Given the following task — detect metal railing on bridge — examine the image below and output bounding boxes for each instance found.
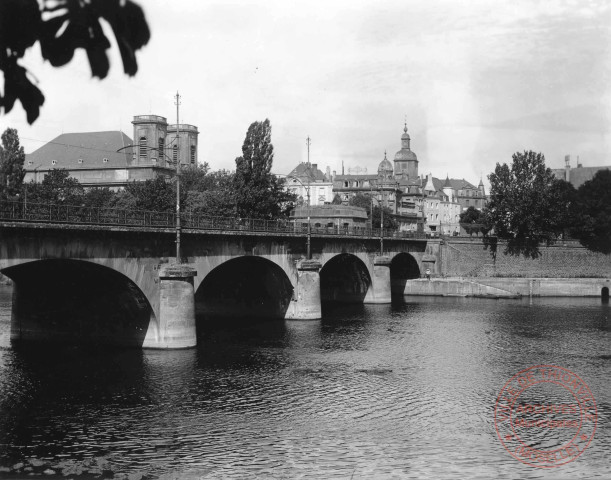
[0,201,426,240]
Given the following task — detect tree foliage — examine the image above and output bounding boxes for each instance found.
[233,119,296,218]
[459,206,488,236]
[0,0,150,124]
[483,150,568,257]
[348,193,397,229]
[25,169,84,205]
[125,176,175,212]
[570,169,611,254]
[0,127,26,198]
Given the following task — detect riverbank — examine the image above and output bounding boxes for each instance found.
[401,277,611,298]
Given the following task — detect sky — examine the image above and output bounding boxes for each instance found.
[2,0,611,188]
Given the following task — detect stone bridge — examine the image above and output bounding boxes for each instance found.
[0,221,440,349]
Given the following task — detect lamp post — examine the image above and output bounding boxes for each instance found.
[116,142,180,259]
[280,173,311,260]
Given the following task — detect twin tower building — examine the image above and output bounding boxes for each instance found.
[25,115,199,188]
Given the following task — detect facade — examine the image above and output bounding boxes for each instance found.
[332,124,482,235]
[551,155,610,189]
[289,205,368,230]
[285,162,334,205]
[24,115,199,189]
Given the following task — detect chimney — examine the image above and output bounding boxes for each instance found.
[577,155,582,168]
[312,163,317,172]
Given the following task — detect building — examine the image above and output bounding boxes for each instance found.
[551,155,610,189]
[24,115,199,189]
[289,205,368,230]
[334,124,485,235]
[285,162,334,205]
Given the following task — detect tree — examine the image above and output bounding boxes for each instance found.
[459,206,487,236]
[483,150,564,257]
[184,169,236,217]
[348,193,397,229]
[125,176,174,212]
[233,119,296,218]
[0,0,150,124]
[82,187,116,209]
[570,170,611,254]
[25,169,84,205]
[0,127,26,198]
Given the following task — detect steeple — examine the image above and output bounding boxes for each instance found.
[401,122,411,150]
[394,121,418,178]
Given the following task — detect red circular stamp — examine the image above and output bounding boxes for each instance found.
[494,365,597,468]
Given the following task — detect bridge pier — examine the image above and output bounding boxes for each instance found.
[144,265,197,349]
[364,256,392,304]
[286,260,322,320]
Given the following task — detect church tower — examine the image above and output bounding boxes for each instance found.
[393,123,418,179]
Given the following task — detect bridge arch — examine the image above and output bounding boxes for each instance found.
[390,252,421,296]
[320,253,372,304]
[195,256,294,323]
[2,259,155,347]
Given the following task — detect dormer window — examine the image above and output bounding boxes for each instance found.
[103,158,108,163]
[78,159,83,164]
[51,160,57,165]
[28,161,33,166]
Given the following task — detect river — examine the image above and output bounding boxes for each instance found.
[0,285,609,479]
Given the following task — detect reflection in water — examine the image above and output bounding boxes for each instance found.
[0,286,610,478]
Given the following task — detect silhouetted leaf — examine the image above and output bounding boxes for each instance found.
[96,0,150,76]
[0,0,40,56]
[1,59,45,124]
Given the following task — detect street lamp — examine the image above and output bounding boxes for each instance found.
[370,185,384,255]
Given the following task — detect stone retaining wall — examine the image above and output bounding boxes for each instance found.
[440,239,611,278]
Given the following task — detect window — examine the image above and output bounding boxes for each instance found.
[173,145,178,164]
[51,160,57,165]
[78,158,83,164]
[190,145,196,165]
[103,158,108,163]
[344,181,348,187]
[139,136,147,159]
[158,137,165,161]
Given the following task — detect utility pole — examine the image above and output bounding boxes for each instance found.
[175,91,181,264]
[306,136,311,166]
[305,136,312,259]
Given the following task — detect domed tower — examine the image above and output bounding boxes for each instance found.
[377,151,394,181]
[393,123,418,179]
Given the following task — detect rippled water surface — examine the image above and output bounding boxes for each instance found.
[0,285,610,479]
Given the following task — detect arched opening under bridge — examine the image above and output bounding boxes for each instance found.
[2,260,152,347]
[602,286,609,303]
[390,253,421,296]
[195,257,293,326]
[320,254,372,304]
